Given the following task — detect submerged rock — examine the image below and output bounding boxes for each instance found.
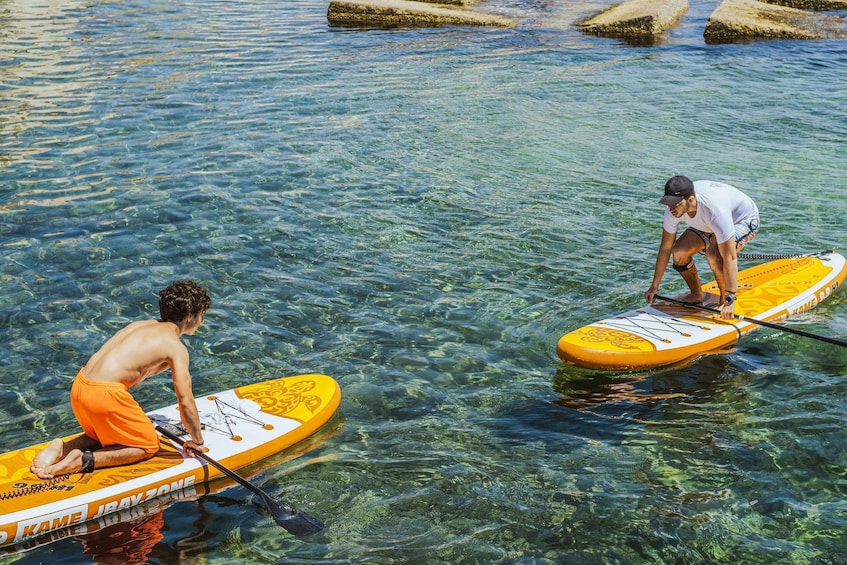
[762,0,847,9]
[705,0,847,40]
[327,0,517,27]
[412,0,482,5]
[579,0,689,36]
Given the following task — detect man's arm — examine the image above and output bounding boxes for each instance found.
[169,343,205,449]
[717,238,739,320]
[645,229,677,304]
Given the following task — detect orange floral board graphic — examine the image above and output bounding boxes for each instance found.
[557,252,847,370]
[0,374,341,551]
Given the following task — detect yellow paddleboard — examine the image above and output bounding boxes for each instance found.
[0,374,341,550]
[557,252,847,370]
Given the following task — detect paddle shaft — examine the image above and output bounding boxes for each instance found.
[157,425,265,493]
[655,294,847,348]
[156,425,324,535]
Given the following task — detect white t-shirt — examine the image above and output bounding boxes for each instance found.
[662,180,759,244]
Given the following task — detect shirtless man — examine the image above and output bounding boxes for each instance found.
[30,279,211,479]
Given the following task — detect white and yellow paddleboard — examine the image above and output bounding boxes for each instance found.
[557,252,847,371]
[0,374,341,550]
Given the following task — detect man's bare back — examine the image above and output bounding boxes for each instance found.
[83,320,190,389]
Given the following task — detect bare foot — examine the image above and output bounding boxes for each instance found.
[31,441,85,479]
[30,438,64,478]
[677,291,706,304]
[701,292,721,307]
[41,449,85,478]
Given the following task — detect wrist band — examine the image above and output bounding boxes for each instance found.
[81,450,95,474]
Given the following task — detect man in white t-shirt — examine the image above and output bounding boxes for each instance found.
[644,175,760,320]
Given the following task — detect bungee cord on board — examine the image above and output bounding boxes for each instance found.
[0,473,75,501]
[738,249,834,261]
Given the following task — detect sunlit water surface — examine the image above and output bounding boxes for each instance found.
[2,0,847,562]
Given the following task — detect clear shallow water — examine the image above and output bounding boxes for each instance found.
[2,0,847,562]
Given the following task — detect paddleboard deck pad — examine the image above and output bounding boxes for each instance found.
[0,373,341,550]
[557,252,847,370]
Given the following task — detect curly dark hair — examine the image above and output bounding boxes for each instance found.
[158,279,211,324]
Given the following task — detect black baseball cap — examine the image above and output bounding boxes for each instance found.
[659,175,695,206]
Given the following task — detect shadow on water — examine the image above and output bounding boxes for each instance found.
[473,352,756,455]
[550,352,747,419]
[72,493,269,565]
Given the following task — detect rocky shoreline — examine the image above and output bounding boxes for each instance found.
[326,0,847,41]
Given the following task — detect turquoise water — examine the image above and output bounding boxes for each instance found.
[3,0,847,562]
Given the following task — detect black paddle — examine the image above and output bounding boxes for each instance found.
[156,425,325,537]
[655,294,847,348]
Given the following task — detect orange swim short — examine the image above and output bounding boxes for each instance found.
[70,369,160,455]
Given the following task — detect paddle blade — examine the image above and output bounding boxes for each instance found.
[257,490,325,537]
